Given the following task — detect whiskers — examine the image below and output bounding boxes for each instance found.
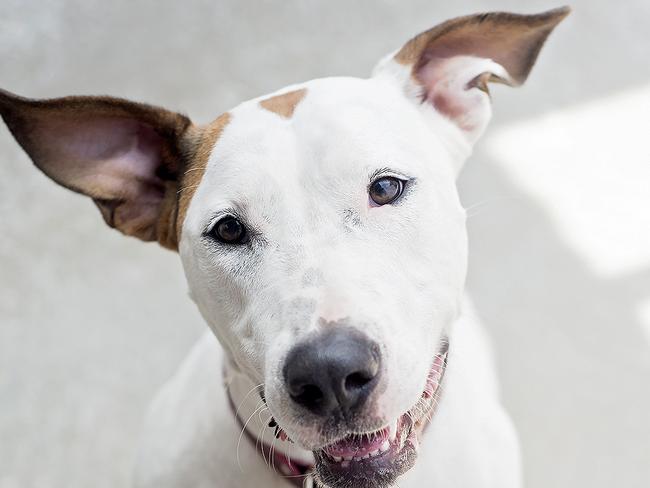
[406,347,449,434]
[237,399,268,472]
[408,378,447,432]
[235,383,266,472]
[258,412,315,485]
[233,384,312,484]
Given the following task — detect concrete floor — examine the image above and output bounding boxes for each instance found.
[1,1,648,487]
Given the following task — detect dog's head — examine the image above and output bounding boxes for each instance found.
[0,8,568,488]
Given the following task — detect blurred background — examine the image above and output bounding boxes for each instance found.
[0,1,648,487]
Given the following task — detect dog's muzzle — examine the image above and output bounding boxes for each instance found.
[278,330,449,488]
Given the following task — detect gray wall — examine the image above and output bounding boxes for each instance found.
[1,1,649,487]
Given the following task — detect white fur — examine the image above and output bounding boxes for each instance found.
[135,60,521,487]
[135,301,521,488]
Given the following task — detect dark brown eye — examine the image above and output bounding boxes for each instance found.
[211,216,248,244]
[369,176,404,206]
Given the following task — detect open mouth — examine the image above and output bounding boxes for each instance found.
[313,341,449,487]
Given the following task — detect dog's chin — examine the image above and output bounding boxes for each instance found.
[311,344,448,488]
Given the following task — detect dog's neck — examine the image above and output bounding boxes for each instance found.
[224,362,316,468]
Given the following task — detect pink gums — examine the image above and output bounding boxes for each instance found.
[324,427,390,458]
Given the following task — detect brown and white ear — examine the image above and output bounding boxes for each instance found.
[374,7,570,143]
[0,90,194,249]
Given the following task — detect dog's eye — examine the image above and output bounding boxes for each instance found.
[369,176,404,206]
[210,216,248,244]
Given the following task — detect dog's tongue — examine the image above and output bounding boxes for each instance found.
[324,427,391,459]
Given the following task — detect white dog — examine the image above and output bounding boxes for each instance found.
[0,7,569,487]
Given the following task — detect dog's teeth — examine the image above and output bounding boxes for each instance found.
[343,455,353,461]
[333,455,343,462]
[389,420,398,441]
[369,448,381,457]
[379,440,391,453]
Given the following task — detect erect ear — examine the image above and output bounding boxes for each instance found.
[373,7,570,143]
[0,90,197,250]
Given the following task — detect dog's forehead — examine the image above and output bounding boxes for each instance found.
[181,77,439,237]
[221,80,424,173]
[223,77,419,159]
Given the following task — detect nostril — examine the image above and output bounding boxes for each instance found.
[344,371,374,391]
[291,383,324,408]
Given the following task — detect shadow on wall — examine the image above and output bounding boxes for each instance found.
[459,153,650,488]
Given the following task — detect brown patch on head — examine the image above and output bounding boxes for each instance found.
[394,7,570,85]
[175,112,231,239]
[259,88,307,119]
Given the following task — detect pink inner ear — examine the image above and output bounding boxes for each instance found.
[37,115,166,203]
[417,55,508,136]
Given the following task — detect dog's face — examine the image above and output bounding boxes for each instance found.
[182,76,468,480]
[0,8,568,488]
[183,75,467,405]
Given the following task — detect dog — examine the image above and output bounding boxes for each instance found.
[0,7,569,488]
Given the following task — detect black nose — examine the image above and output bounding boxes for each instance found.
[283,328,381,417]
